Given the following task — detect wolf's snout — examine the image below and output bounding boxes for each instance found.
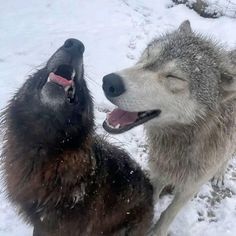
[102,73,125,97]
[46,38,84,73]
[63,38,85,56]
[42,38,86,107]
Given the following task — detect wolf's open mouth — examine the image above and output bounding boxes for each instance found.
[48,64,76,103]
[103,108,161,134]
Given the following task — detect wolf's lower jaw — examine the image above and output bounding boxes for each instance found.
[46,64,77,103]
[103,109,161,134]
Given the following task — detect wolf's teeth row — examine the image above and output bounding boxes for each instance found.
[139,112,146,118]
[105,113,121,129]
[65,82,75,91]
[105,120,121,129]
[138,111,155,118]
[106,111,157,130]
[66,85,76,102]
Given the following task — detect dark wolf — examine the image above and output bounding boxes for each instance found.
[1,39,153,236]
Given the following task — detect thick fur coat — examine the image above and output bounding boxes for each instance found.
[102,21,236,236]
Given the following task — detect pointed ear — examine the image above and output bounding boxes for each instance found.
[220,51,236,100]
[178,20,192,34]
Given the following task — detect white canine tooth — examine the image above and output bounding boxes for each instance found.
[139,113,146,118]
[115,124,120,129]
[72,69,76,79]
[105,120,115,128]
[72,82,76,96]
[65,86,71,92]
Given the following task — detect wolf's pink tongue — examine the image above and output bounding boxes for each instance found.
[107,108,138,127]
[49,72,73,88]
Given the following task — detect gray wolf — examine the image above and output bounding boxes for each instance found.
[1,39,153,236]
[102,21,236,236]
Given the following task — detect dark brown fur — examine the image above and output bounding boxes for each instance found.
[1,40,153,236]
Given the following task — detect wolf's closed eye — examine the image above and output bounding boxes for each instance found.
[166,74,186,82]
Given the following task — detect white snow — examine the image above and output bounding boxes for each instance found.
[205,0,236,18]
[0,0,236,235]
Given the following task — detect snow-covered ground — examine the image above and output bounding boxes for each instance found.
[0,0,236,235]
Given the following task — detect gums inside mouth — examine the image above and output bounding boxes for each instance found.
[48,64,76,103]
[103,108,161,134]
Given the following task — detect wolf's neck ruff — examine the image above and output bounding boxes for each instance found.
[146,102,235,184]
[3,131,96,190]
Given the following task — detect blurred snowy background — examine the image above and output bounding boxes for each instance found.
[173,0,236,18]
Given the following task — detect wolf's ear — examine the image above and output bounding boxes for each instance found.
[178,20,192,34]
[220,51,236,100]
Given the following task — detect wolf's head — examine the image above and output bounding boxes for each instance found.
[103,21,236,134]
[4,39,94,152]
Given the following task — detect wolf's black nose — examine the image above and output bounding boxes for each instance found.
[63,38,85,55]
[103,73,126,97]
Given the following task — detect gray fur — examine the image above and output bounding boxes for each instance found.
[106,20,236,236]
